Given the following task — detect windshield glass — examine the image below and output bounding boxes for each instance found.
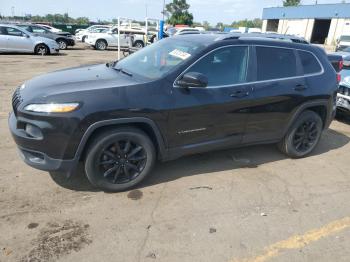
[340,35,350,41]
[114,38,206,80]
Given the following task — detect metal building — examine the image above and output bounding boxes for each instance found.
[262,3,350,45]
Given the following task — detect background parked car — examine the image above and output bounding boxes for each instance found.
[338,54,350,114]
[85,27,146,50]
[0,24,59,55]
[336,35,350,51]
[16,24,75,50]
[35,24,62,33]
[75,25,111,42]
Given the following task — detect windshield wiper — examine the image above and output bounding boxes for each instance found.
[114,67,133,77]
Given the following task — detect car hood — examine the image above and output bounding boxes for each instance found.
[31,34,57,45]
[20,64,141,102]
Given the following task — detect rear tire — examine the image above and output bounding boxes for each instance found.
[278,110,323,158]
[34,44,49,55]
[84,127,156,192]
[95,39,107,50]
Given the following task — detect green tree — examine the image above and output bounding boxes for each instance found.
[283,0,301,7]
[202,21,210,30]
[216,22,224,30]
[166,0,193,26]
[75,17,90,25]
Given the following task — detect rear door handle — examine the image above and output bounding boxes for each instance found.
[230,90,249,98]
[295,84,308,91]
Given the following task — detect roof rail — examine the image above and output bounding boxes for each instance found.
[217,33,309,44]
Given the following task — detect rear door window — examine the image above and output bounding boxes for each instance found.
[298,50,322,75]
[256,46,297,81]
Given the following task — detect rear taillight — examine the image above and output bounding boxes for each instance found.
[339,60,344,71]
[337,73,341,83]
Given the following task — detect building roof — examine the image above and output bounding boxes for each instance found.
[263,3,350,20]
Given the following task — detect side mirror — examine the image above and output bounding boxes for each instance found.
[177,72,208,88]
[25,34,30,38]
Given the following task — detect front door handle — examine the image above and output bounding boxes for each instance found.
[295,84,308,91]
[230,90,249,98]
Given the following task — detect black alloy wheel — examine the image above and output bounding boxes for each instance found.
[85,128,156,192]
[278,110,323,158]
[292,120,319,153]
[98,140,147,184]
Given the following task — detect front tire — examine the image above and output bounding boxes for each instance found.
[34,44,49,55]
[133,40,144,48]
[95,39,107,50]
[278,110,323,158]
[57,39,68,50]
[84,128,156,192]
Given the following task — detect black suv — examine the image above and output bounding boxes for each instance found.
[9,33,340,191]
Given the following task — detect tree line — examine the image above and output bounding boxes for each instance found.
[0,0,300,28]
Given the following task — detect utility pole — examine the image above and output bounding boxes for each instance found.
[162,0,166,20]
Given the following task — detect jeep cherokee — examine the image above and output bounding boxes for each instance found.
[9,33,340,191]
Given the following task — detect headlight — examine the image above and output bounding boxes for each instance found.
[24,103,80,113]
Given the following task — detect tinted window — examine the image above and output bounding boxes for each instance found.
[17,25,31,32]
[6,27,24,37]
[340,35,350,41]
[0,26,6,35]
[298,50,322,74]
[32,26,47,33]
[257,46,297,81]
[188,46,249,87]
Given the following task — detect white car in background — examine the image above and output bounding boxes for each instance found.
[35,24,62,33]
[85,27,110,39]
[85,27,146,50]
[75,25,111,42]
[174,27,200,35]
[0,24,59,55]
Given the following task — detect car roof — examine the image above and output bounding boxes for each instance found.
[174,32,310,47]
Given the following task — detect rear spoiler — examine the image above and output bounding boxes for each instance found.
[327,54,343,72]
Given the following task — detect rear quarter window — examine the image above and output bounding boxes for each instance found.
[298,50,322,75]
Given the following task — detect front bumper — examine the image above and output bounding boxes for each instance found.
[67,38,75,46]
[50,47,60,54]
[9,111,78,173]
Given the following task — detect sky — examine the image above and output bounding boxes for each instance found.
[0,0,346,25]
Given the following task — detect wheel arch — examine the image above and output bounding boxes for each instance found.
[284,100,330,136]
[96,38,108,45]
[133,40,144,47]
[76,118,167,162]
[34,43,50,54]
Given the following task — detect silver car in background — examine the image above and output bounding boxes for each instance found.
[0,24,59,55]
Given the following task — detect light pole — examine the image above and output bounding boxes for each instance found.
[162,0,166,20]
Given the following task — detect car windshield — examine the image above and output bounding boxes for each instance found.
[342,47,350,52]
[114,38,206,80]
[340,35,350,41]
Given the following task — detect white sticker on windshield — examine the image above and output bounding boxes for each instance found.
[169,49,191,60]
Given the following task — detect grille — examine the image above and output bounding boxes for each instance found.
[339,85,350,96]
[12,88,22,115]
